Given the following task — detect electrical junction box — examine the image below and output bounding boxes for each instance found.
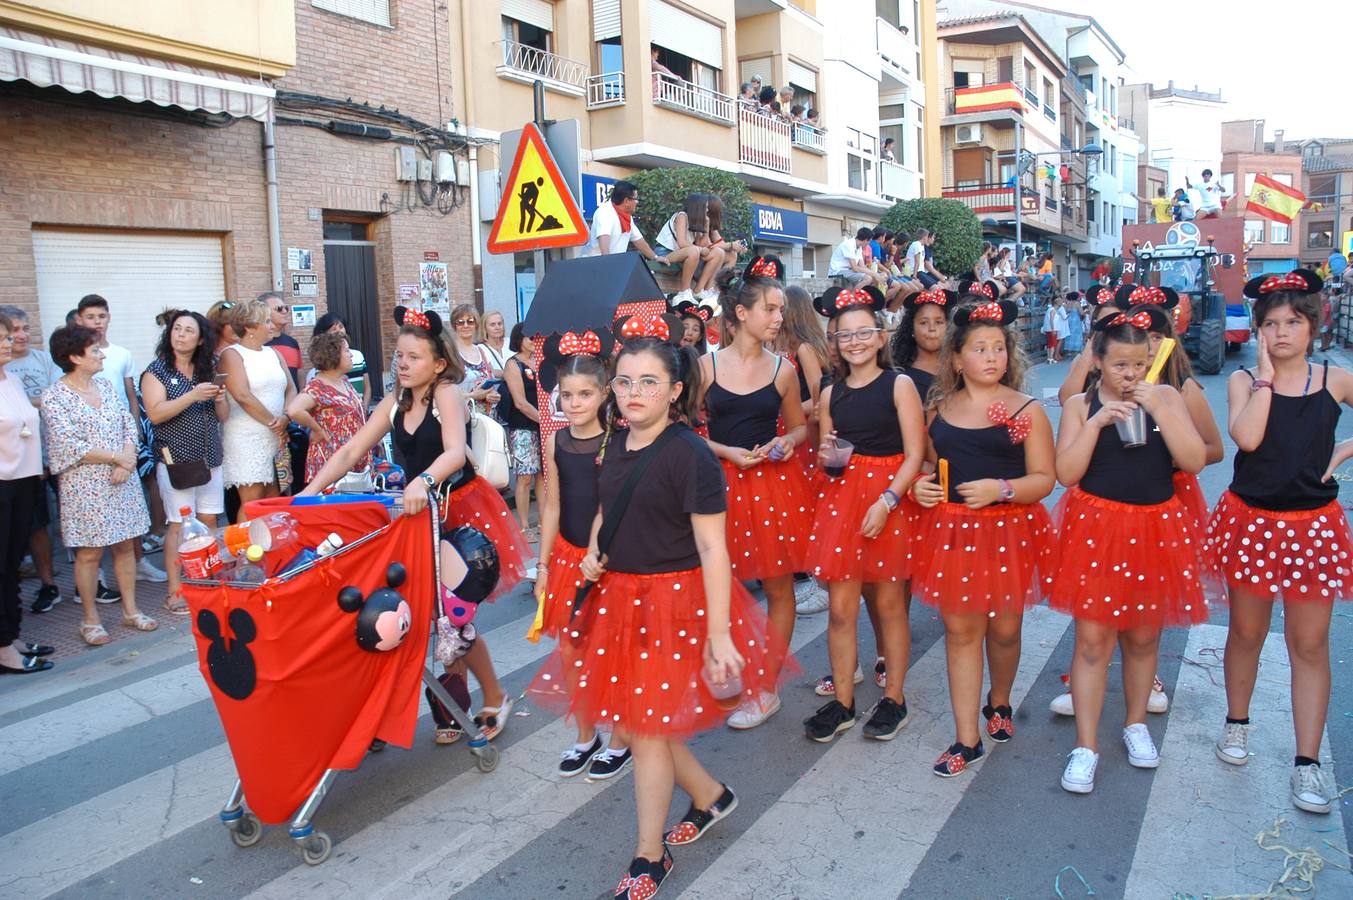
[416,158,433,182]
[394,146,417,182]
[456,159,471,187]
[434,150,456,184]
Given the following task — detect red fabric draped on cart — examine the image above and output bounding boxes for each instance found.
[184,499,434,824]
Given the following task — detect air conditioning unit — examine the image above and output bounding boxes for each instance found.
[955,124,983,145]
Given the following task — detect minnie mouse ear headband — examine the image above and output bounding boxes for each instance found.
[1243,268,1323,300]
[394,305,444,336]
[613,312,684,344]
[672,299,712,323]
[903,287,958,312]
[1085,283,1118,308]
[952,299,1019,327]
[542,327,616,365]
[957,277,1002,301]
[1114,283,1179,311]
[743,254,785,282]
[1092,305,1170,334]
[814,285,886,317]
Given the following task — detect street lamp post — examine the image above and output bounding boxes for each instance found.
[1000,135,1102,268]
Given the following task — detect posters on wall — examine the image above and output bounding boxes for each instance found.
[290,304,316,328]
[419,262,449,317]
[287,248,313,271]
[290,272,318,297]
[398,283,419,302]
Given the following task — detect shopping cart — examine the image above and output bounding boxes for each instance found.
[182,493,498,866]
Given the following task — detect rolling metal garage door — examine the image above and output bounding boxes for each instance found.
[31,229,227,375]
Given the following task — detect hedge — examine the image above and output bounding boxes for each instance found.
[627,167,753,260]
[879,198,984,278]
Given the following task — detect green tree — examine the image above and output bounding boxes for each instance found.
[879,198,983,277]
[627,167,753,258]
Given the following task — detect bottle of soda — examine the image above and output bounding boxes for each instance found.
[228,545,267,585]
[178,506,224,580]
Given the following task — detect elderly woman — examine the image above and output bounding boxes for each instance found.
[141,311,228,613]
[478,310,508,374]
[449,303,500,416]
[218,299,294,505]
[41,325,157,645]
[288,330,371,483]
[305,313,372,409]
[0,312,53,672]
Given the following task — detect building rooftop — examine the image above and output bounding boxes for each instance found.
[1145,80,1223,103]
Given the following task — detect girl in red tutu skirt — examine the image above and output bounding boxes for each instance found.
[532,328,636,780]
[910,299,1056,777]
[530,324,786,899]
[1207,269,1353,815]
[301,307,524,743]
[803,286,925,744]
[1050,308,1220,795]
[696,256,814,730]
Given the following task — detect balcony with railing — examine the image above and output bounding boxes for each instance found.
[653,74,734,124]
[942,183,1016,214]
[792,121,826,154]
[876,16,915,82]
[497,40,588,95]
[586,72,625,109]
[879,161,915,201]
[943,81,1028,124]
[738,106,792,174]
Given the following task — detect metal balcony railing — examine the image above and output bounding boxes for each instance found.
[792,121,826,153]
[586,72,625,109]
[944,81,1029,116]
[497,40,588,89]
[738,106,792,174]
[941,183,1015,214]
[652,74,734,124]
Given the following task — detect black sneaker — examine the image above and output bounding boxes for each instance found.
[586,746,633,782]
[983,699,1015,743]
[31,583,62,614]
[863,697,909,740]
[933,741,986,778]
[558,735,603,778]
[95,581,122,604]
[614,846,673,900]
[804,699,856,742]
[664,785,737,846]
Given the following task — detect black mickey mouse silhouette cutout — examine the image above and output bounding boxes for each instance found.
[198,607,258,700]
[337,562,413,652]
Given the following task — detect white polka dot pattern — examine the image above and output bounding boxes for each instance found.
[1206,492,1353,603]
[720,457,815,580]
[911,502,1055,616]
[808,453,914,583]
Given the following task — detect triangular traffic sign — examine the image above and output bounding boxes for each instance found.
[487,122,589,254]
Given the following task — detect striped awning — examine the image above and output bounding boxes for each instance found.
[0,26,274,120]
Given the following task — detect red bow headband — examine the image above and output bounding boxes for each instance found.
[1108,310,1154,330]
[969,302,1005,322]
[835,288,874,310]
[747,257,780,279]
[1260,272,1310,294]
[1128,285,1167,307]
[966,282,995,300]
[619,315,670,340]
[402,308,431,330]
[557,330,602,356]
[915,288,949,307]
[692,306,711,322]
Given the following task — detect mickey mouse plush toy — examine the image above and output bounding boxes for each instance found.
[337,563,413,652]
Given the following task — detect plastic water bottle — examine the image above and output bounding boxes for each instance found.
[178,506,223,580]
[247,512,300,554]
[228,545,267,585]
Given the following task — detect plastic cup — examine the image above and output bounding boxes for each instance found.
[819,437,855,478]
[701,666,744,711]
[1114,406,1148,448]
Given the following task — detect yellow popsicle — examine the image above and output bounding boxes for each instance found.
[1144,338,1176,385]
[526,591,546,643]
[938,458,950,502]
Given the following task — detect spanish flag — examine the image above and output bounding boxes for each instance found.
[1245,174,1306,226]
[954,83,1024,114]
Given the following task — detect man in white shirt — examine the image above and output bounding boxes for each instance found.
[75,295,136,413]
[1190,168,1228,219]
[583,180,659,260]
[829,227,884,289]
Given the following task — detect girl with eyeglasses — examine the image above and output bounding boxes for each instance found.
[803,286,925,744]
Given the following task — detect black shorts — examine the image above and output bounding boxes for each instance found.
[30,479,51,531]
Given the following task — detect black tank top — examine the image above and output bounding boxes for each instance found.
[392,403,474,490]
[929,402,1031,504]
[830,370,904,456]
[904,366,935,408]
[505,357,539,431]
[1079,392,1173,505]
[705,353,783,450]
[796,358,811,402]
[1229,362,1340,511]
[554,429,603,547]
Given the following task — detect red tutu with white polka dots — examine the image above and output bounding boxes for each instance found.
[539,538,587,639]
[911,501,1055,616]
[1206,492,1353,603]
[443,475,531,601]
[721,456,815,580]
[1047,488,1222,629]
[807,453,914,583]
[528,568,795,739]
[1173,470,1208,528]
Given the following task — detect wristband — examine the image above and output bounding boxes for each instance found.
[880,489,900,511]
[418,472,437,490]
[1250,380,1273,392]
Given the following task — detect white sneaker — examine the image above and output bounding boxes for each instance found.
[696,287,719,302]
[1050,677,1168,717]
[1061,747,1099,794]
[1122,723,1159,769]
[136,557,168,583]
[727,692,781,730]
[794,580,829,616]
[1148,676,1170,714]
[1214,722,1251,766]
[1291,763,1333,814]
[671,289,695,306]
[1049,689,1075,717]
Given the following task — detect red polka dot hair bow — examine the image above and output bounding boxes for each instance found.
[401,308,430,330]
[1127,285,1166,306]
[969,301,1005,322]
[835,288,874,309]
[1108,310,1154,330]
[693,305,711,322]
[748,256,780,279]
[987,401,1032,445]
[1259,272,1310,293]
[966,282,995,300]
[557,330,602,356]
[619,314,670,340]
[915,288,949,306]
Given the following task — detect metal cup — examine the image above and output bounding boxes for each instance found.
[1114,406,1147,448]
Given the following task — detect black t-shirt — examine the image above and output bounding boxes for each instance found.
[598,425,727,574]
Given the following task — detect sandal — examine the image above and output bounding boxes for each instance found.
[121,612,160,632]
[474,694,514,740]
[164,592,191,616]
[80,623,111,646]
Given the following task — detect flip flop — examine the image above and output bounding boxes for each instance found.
[0,655,53,674]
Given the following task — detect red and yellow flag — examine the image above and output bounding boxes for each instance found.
[1245,174,1306,225]
[954,83,1024,114]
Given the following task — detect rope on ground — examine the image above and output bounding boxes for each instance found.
[1172,645,1235,689]
[1053,864,1096,898]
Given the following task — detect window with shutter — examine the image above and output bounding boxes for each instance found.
[648,0,723,70]
[312,0,391,27]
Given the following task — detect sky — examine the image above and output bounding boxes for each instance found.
[1029,0,1340,142]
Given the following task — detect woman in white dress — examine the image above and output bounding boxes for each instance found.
[218,299,295,504]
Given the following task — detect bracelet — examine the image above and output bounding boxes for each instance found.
[998,478,1016,502]
[880,489,900,511]
[418,472,437,490]
[1250,379,1273,392]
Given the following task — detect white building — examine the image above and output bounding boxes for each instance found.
[1122,81,1226,207]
